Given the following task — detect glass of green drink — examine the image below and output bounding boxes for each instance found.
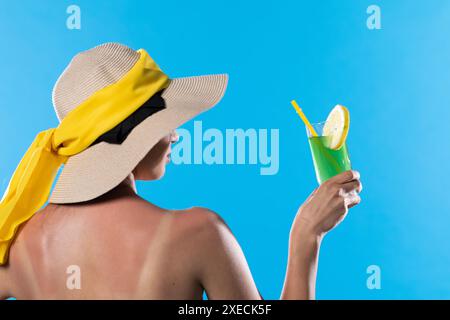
[306,122,351,184]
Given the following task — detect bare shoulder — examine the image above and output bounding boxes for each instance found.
[121,199,230,243]
[168,206,261,299]
[161,206,238,264]
[123,200,236,262]
[168,206,232,244]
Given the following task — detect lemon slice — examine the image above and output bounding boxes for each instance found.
[322,105,350,150]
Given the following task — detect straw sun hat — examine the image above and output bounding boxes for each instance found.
[48,42,228,204]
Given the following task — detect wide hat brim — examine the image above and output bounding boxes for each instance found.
[48,73,228,204]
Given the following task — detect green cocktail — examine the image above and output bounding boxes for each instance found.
[291,101,352,185]
[308,135,351,184]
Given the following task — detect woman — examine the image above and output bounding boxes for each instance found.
[0,43,361,299]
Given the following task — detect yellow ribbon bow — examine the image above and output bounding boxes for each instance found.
[0,49,170,265]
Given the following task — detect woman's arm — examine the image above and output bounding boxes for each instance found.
[281,225,322,299]
[281,170,362,299]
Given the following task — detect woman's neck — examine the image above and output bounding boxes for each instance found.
[83,173,138,204]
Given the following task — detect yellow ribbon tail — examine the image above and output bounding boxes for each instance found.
[0,128,67,265]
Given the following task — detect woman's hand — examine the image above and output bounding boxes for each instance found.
[292,170,362,239]
[281,170,362,300]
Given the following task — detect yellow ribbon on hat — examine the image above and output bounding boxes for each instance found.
[0,49,170,265]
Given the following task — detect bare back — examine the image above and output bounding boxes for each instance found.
[1,188,261,300]
[5,194,206,299]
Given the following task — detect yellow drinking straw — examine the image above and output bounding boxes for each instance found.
[290,100,318,137]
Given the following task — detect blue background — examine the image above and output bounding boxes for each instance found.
[1,0,450,299]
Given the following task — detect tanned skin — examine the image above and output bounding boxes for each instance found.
[0,130,362,299]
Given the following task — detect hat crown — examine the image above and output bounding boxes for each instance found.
[52,43,140,121]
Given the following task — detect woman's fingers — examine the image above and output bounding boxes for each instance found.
[327,170,360,185]
[345,191,361,209]
[341,179,363,194]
